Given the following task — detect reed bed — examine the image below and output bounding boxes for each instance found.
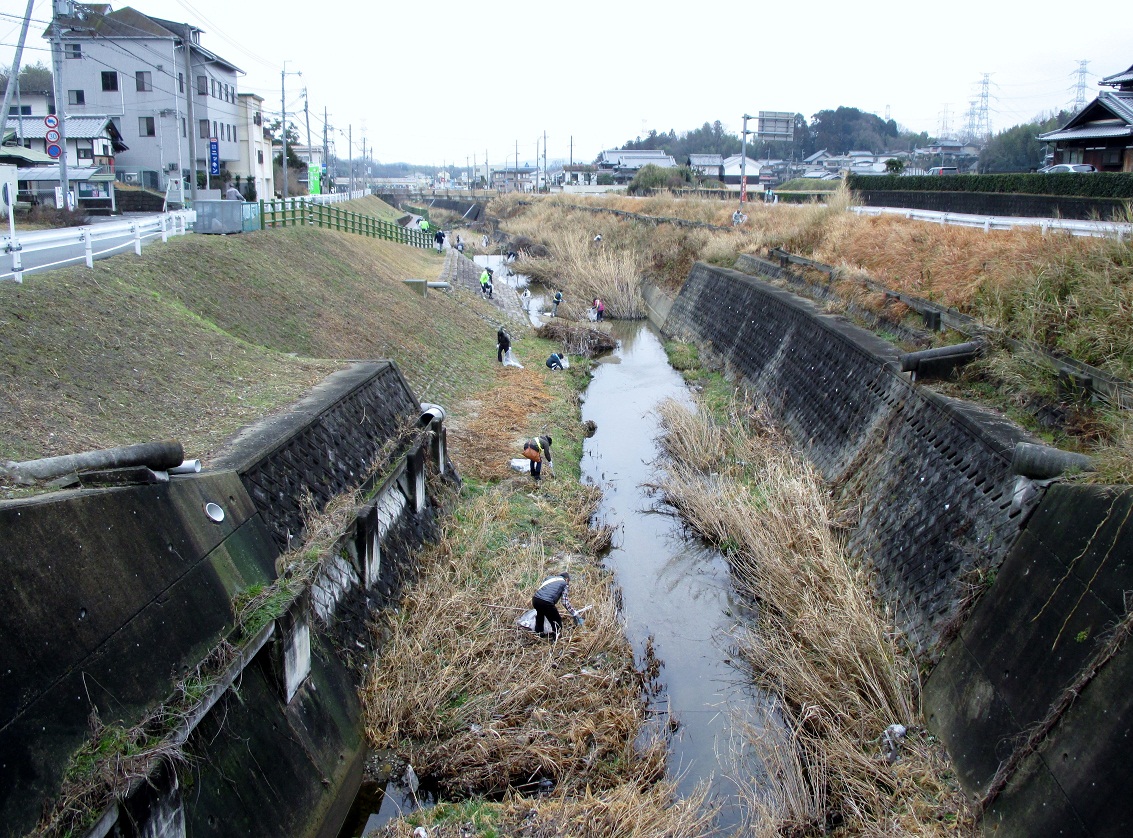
[361,480,658,799]
[650,397,973,835]
[371,778,716,838]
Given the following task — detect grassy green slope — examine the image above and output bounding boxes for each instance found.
[0,227,510,464]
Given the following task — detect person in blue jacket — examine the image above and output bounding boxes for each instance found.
[532,571,582,637]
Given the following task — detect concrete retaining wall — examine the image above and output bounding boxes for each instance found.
[925,484,1133,836]
[0,361,452,837]
[662,262,1133,834]
[662,262,1037,659]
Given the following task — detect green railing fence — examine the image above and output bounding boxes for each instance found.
[258,198,432,249]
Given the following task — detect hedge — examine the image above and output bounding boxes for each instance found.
[846,172,1133,199]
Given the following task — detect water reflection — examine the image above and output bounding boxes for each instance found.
[580,320,768,832]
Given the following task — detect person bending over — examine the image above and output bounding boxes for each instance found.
[532,571,582,637]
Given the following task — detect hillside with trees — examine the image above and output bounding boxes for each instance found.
[977,111,1071,172]
[617,109,932,161]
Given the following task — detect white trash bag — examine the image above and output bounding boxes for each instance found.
[503,348,524,368]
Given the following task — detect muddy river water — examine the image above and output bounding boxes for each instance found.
[580,319,766,832]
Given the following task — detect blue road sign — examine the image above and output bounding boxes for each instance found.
[209,138,220,176]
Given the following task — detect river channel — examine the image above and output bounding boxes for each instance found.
[343,287,767,835]
[579,319,766,832]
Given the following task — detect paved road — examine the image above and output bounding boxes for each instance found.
[1,212,187,282]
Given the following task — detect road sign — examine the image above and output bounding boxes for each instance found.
[45,129,60,143]
[209,138,219,176]
[46,144,62,158]
[44,114,59,129]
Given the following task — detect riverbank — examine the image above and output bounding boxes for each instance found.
[359,345,719,836]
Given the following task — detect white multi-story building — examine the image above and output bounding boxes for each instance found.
[235,93,274,201]
[50,4,242,193]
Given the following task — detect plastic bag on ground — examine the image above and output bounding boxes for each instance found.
[503,349,524,368]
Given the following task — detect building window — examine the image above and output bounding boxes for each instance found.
[232,125,237,143]
[101,71,118,92]
[212,120,217,139]
[68,89,85,106]
[139,116,156,137]
[135,71,152,92]
[223,83,229,101]
[77,148,93,160]
[65,43,81,59]
[178,72,184,93]
[7,105,32,116]
[181,117,186,137]
[211,79,216,98]
[257,150,264,164]
[197,75,207,95]
[199,119,209,139]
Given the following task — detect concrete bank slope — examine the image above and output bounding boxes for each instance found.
[660,262,1133,836]
[0,361,456,837]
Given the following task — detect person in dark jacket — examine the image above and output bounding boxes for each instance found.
[546,353,564,370]
[497,327,511,363]
[552,290,563,317]
[522,435,552,479]
[434,229,445,251]
[532,571,582,636]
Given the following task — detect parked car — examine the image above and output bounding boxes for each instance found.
[1037,163,1096,173]
[926,166,958,176]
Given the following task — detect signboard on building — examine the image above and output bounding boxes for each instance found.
[757,111,794,140]
[209,138,220,176]
[308,164,321,195]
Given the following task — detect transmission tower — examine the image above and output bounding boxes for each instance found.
[1073,60,1090,110]
[975,73,992,142]
[964,100,978,143]
[937,104,953,139]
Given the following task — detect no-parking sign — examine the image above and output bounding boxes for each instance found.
[46,144,62,158]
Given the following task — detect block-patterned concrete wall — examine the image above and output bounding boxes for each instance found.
[213,362,421,553]
[0,473,278,833]
[924,483,1133,836]
[663,263,1038,658]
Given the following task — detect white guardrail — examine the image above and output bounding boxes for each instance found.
[850,205,1131,240]
[307,189,368,204]
[2,210,196,283]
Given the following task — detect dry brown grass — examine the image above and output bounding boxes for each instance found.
[371,779,716,837]
[445,366,553,482]
[361,480,658,798]
[651,396,974,835]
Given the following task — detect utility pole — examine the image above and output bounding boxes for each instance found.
[362,137,367,194]
[323,106,329,193]
[303,89,312,190]
[49,0,73,209]
[348,124,354,194]
[0,0,37,150]
[543,130,547,192]
[514,139,518,192]
[177,23,199,202]
[740,113,752,211]
[281,61,301,199]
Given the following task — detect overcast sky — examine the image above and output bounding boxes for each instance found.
[3,0,1130,168]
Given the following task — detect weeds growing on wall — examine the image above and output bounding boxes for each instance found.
[649,382,974,835]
